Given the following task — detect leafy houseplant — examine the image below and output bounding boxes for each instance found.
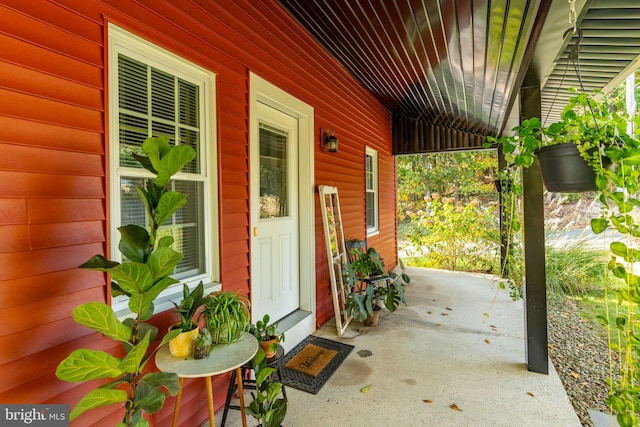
[246,348,287,427]
[249,314,285,358]
[172,281,205,333]
[55,136,196,426]
[203,291,251,344]
[343,248,410,324]
[349,246,385,278]
[489,89,640,426]
[168,282,205,357]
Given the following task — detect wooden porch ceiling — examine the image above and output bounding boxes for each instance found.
[278,0,640,154]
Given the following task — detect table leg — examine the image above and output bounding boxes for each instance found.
[172,377,184,427]
[236,367,248,427]
[205,376,215,426]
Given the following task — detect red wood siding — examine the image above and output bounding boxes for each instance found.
[0,0,396,425]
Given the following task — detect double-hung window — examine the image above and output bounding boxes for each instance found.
[365,147,379,236]
[108,25,219,317]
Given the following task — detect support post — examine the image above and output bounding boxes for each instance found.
[521,70,548,374]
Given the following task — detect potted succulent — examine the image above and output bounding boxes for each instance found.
[249,314,285,358]
[169,281,205,357]
[203,291,251,344]
[246,348,287,427]
[193,328,213,359]
[55,136,195,425]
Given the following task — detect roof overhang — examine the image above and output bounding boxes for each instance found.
[278,0,640,154]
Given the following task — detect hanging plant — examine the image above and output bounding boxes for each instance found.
[487,88,640,426]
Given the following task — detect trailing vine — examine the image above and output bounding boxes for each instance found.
[488,90,640,425]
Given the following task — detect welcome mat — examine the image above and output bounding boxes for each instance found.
[279,336,354,394]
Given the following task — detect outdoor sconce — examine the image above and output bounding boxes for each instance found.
[321,129,339,153]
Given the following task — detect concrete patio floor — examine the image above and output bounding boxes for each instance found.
[217,267,581,427]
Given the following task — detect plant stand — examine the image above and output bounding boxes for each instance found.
[221,345,288,427]
[156,332,259,427]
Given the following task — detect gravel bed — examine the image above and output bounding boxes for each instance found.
[547,296,617,426]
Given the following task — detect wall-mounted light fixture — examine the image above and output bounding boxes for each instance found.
[321,128,339,153]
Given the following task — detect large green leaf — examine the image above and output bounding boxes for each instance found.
[591,218,609,234]
[143,137,172,174]
[132,152,156,174]
[621,150,640,165]
[611,241,629,258]
[155,191,188,226]
[156,235,175,248]
[134,382,167,414]
[128,291,154,320]
[149,276,180,298]
[119,331,151,373]
[136,187,155,232]
[56,349,123,382]
[160,328,182,347]
[141,372,181,396]
[79,255,120,271]
[128,410,150,427]
[155,146,196,187]
[128,276,177,321]
[109,262,154,294]
[118,224,150,263]
[123,319,159,347]
[70,388,128,420]
[148,246,183,279]
[72,303,132,342]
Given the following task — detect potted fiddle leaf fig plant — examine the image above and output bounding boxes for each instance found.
[55,136,195,426]
[169,281,205,357]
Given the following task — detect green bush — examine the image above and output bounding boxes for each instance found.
[404,196,499,273]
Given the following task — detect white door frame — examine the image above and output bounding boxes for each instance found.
[249,73,315,347]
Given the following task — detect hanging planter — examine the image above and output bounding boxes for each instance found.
[536,143,597,192]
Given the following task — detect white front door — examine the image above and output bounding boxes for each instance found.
[250,102,300,322]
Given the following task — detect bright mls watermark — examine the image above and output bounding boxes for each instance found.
[1,405,69,426]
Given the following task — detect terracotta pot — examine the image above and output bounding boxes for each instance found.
[364,307,382,327]
[260,337,279,358]
[169,326,199,358]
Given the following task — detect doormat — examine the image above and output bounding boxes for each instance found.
[279,335,354,394]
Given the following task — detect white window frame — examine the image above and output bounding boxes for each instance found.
[365,147,379,236]
[108,24,220,318]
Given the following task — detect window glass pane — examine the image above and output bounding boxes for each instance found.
[151,68,175,121]
[152,120,176,143]
[259,124,288,218]
[180,127,200,174]
[179,80,199,127]
[118,55,147,114]
[366,191,375,228]
[120,177,147,227]
[119,114,147,167]
[366,154,374,190]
